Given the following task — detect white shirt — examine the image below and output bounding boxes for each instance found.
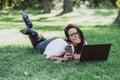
[43,38,74,59]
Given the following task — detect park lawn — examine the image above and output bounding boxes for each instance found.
[0,9,120,80]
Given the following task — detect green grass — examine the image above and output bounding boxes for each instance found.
[0,9,120,80]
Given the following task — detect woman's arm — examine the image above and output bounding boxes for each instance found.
[48,53,73,61]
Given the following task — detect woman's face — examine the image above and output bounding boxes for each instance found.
[68,28,81,46]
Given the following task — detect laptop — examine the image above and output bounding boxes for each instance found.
[79,44,112,62]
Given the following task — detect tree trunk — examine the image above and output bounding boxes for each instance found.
[0,0,3,10]
[82,0,86,3]
[110,0,117,7]
[8,0,12,7]
[63,0,73,13]
[41,0,50,13]
[113,9,120,25]
[24,0,29,8]
[93,0,99,7]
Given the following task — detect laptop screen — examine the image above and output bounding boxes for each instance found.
[79,44,111,62]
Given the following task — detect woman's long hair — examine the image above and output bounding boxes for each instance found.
[64,24,86,53]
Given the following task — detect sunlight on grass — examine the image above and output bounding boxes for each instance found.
[0,9,118,46]
[42,31,64,38]
[62,9,117,26]
[0,29,30,46]
[0,9,118,29]
[33,9,118,26]
[0,29,64,46]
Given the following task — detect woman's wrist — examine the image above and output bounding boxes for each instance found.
[56,57,66,62]
[60,58,67,62]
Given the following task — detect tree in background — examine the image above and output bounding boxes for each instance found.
[93,0,99,7]
[41,0,51,13]
[63,0,73,13]
[113,0,120,25]
[110,0,117,7]
[0,0,3,10]
[0,0,118,12]
[8,0,13,7]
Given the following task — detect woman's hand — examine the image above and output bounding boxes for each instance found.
[63,53,73,61]
[73,53,81,60]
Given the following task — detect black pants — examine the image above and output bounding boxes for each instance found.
[29,35,57,53]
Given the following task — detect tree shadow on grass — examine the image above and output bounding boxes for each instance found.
[34,25,64,31]
[0,45,34,53]
[93,10,116,16]
[55,11,73,17]
[89,24,120,29]
[0,17,22,22]
[33,17,54,22]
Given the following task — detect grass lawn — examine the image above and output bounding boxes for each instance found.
[0,9,120,80]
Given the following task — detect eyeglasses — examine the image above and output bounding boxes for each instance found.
[69,32,79,37]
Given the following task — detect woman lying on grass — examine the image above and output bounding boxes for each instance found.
[20,24,87,64]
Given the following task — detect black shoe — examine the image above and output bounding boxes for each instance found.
[20,29,28,35]
[20,29,38,36]
[21,11,33,28]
